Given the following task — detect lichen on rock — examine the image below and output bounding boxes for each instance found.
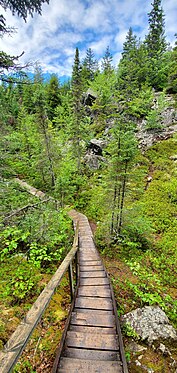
[121,306,177,345]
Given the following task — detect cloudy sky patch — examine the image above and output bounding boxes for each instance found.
[0,0,176,79]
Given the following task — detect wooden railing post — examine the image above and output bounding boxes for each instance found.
[68,262,74,301]
[75,250,79,285]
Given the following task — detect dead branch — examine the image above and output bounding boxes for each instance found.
[4,198,50,221]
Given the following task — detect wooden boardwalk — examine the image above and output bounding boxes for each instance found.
[0,179,128,372]
[54,210,128,373]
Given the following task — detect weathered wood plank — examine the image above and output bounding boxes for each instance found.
[80,271,106,278]
[74,308,113,315]
[80,277,109,286]
[80,250,99,262]
[75,297,113,310]
[78,285,111,298]
[63,347,120,361]
[80,265,104,271]
[66,331,119,350]
[79,260,102,266]
[58,358,123,373]
[69,325,116,334]
[71,311,115,327]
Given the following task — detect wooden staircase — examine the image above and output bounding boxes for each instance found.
[54,210,128,372]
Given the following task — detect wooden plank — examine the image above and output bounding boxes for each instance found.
[80,265,104,271]
[66,331,119,350]
[74,309,113,315]
[79,260,102,266]
[63,347,120,361]
[69,325,116,334]
[71,311,115,327]
[78,285,111,298]
[80,271,106,278]
[75,297,113,310]
[80,250,100,262]
[58,358,123,373]
[79,253,99,258]
[80,277,109,286]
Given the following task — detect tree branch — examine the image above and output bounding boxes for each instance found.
[3,198,51,221]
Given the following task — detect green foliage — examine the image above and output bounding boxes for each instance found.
[0,257,40,304]
[0,227,29,260]
[167,35,177,94]
[45,74,61,120]
[123,322,140,340]
[101,46,113,74]
[6,264,39,302]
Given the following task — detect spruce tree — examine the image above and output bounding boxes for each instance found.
[71,48,83,172]
[122,27,137,59]
[46,74,61,121]
[82,48,98,82]
[167,34,177,94]
[0,0,49,33]
[145,0,167,58]
[101,46,113,74]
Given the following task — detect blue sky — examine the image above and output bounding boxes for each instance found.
[0,0,176,80]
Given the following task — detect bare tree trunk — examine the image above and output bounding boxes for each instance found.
[117,159,128,235]
[111,179,117,235]
[40,117,55,188]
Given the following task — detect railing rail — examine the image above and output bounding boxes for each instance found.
[0,222,79,373]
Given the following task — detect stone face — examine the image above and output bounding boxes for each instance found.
[84,138,107,169]
[121,306,177,345]
[83,89,98,106]
[127,341,147,354]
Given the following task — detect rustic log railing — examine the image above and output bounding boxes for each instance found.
[0,222,79,373]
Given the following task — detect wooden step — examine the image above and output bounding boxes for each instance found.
[62,347,120,361]
[69,325,116,334]
[75,296,113,310]
[65,331,119,350]
[58,357,123,372]
[71,311,115,327]
[78,285,111,298]
[80,265,104,271]
[79,260,102,266]
[80,271,106,278]
[80,277,109,286]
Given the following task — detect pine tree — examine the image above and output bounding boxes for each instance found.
[108,119,137,237]
[122,27,137,59]
[167,34,177,94]
[145,0,167,58]
[101,46,113,74]
[46,74,61,121]
[82,48,98,82]
[71,48,83,172]
[0,0,49,33]
[144,0,167,89]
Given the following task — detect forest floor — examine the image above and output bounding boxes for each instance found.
[103,255,177,373]
[0,264,71,372]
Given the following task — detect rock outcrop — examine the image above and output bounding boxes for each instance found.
[121,306,177,345]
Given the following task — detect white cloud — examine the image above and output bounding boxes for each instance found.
[0,0,176,77]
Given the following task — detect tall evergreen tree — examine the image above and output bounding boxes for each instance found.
[145,0,167,58]
[82,48,98,82]
[46,74,61,121]
[71,48,83,172]
[101,46,113,74]
[167,34,177,94]
[122,27,137,59]
[0,0,49,33]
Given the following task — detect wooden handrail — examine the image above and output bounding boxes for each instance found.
[0,222,79,373]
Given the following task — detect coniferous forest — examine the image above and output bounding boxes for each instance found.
[0,0,177,371]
